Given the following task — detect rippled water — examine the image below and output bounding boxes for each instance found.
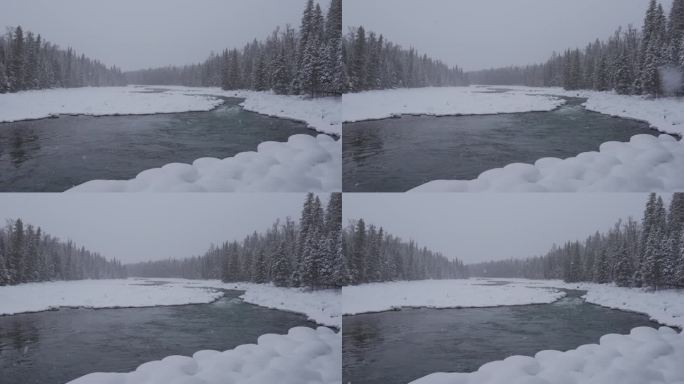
[0,290,317,384]
[0,97,315,191]
[343,289,662,384]
[343,97,665,192]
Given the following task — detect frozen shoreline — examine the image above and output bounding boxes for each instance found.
[0,278,341,328]
[68,326,341,384]
[0,85,341,136]
[342,86,565,122]
[342,279,566,315]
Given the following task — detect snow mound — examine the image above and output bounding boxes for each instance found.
[411,134,684,192]
[411,326,684,384]
[68,326,341,384]
[67,134,341,192]
[342,87,565,122]
[0,86,223,122]
[342,280,565,315]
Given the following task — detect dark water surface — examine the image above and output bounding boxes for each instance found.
[0,290,317,384]
[0,97,316,192]
[343,97,667,192]
[342,289,663,384]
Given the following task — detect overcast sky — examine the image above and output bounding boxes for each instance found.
[1,0,329,71]
[0,194,318,264]
[344,0,673,71]
[343,194,663,264]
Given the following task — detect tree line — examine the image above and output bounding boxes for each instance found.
[470,0,684,97]
[343,26,469,92]
[126,0,343,97]
[343,219,468,285]
[127,193,345,290]
[0,26,126,94]
[469,193,684,289]
[0,219,126,285]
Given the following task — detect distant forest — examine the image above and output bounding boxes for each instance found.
[0,26,126,93]
[0,219,126,285]
[127,193,344,290]
[343,219,468,285]
[470,193,684,290]
[470,0,684,96]
[126,0,343,97]
[343,26,469,92]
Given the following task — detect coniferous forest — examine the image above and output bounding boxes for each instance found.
[342,26,469,92]
[0,26,126,94]
[342,219,469,285]
[0,219,126,285]
[469,193,684,289]
[469,0,684,96]
[127,193,344,290]
[126,0,344,97]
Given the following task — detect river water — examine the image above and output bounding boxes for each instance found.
[0,98,315,191]
[342,289,663,384]
[0,289,317,384]
[343,97,667,192]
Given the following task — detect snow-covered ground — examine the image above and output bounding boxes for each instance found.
[411,326,684,384]
[68,326,341,384]
[0,86,224,122]
[0,85,341,136]
[411,134,684,192]
[342,279,566,315]
[342,86,565,122]
[67,134,341,192]
[0,278,341,328]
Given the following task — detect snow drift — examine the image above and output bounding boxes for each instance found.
[411,326,684,384]
[411,134,684,192]
[67,134,341,192]
[68,326,341,384]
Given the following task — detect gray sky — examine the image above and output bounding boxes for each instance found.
[0,194,318,264]
[1,0,329,71]
[344,0,673,71]
[343,194,661,264]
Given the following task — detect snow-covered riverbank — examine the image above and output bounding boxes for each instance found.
[0,85,341,135]
[411,326,684,384]
[509,278,684,329]
[342,86,565,122]
[342,279,566,315]
[68,326,341,384]
[0,278,341,328]
[67,134,341,193]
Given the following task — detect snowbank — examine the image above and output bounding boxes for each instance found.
[342,279,565,315]
[342,87,565,122]
[0,86,223,122]
[411,326,684,384]
[0,279,223,315]
[0,278,341,328]
[501,85,684,137]
[159,86,341,135]
[68,326,341,384]
[411,134,684,192]
[67,134,341,192]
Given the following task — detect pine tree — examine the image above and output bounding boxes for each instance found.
[253,54,267,92]
[9,26,25,92]
[350,26,367,91]
[271,48,291,95]
[614,242,634,287]
[271,241,292,287]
